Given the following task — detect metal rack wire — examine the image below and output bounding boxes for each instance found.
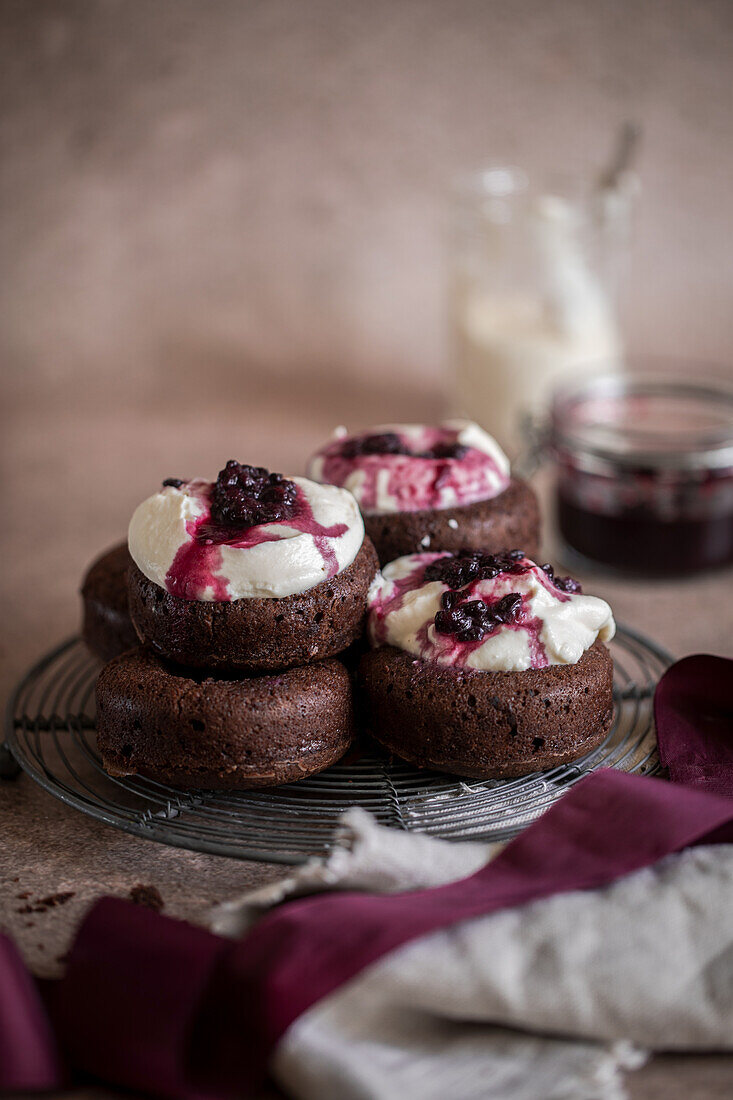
[4,625,670,864]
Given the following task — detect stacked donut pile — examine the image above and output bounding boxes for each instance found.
[82,420,616,787]
[89,462,378,787]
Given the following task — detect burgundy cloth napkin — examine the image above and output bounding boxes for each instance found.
[654,654,733,796]
[3,769,732,1098]
[0,934,63,1091]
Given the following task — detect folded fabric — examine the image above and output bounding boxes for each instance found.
[264,814,733,1100]
[206,769,733,1100]
[0,934,63,1092]
[213,807,497,938]
[655,654,733,796]
[2,768,728,1100]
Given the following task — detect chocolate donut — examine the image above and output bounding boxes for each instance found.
[307,421,540,566]
[128,537,379,672]
[359,640,614,779]
[95,647,354,788]
[364,478,540,565]
[81,542,137,662]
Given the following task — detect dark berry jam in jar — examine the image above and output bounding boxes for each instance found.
[551,370,733,575]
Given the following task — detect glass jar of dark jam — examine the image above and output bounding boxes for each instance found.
[551,371,733,575]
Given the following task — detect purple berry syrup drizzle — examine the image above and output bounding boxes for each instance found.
[163,462,349,600]
[370,550,582,669]
[314,426,509,513]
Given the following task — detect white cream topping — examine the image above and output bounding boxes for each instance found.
[128,475,365,601]
[449,418,511,475]
[307,419,511,515]
[367,553,615,672]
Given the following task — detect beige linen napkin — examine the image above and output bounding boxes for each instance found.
[213,809,733,1100]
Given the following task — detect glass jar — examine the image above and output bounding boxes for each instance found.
[450,165,627,456]
[551,369,733,574]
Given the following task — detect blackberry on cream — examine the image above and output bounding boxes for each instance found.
[360,549,616,779]
[367,550,615,673]
[129,464,365,601]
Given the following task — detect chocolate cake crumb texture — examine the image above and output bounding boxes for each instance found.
[15,890,75,915]
[81,541,138,661]
[359,640,614,780]
[128,537,379,673]
[96,647,356,788]
[129,883,165,911]
[363,478,540,565]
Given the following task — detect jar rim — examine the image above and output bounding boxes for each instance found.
[551,369,733,471]
[452,163,598,230]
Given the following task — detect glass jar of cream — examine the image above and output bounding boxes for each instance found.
[551,370,733,574]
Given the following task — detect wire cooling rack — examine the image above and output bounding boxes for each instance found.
[4,626,670,864]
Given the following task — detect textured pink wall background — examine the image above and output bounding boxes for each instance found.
[2,0,732,406]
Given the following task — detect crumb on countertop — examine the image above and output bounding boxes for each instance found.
[129,883,165,911]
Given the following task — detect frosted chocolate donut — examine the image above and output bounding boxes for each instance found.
[307,420,540,564]
[359,549,616,778]
[127,462,378,672]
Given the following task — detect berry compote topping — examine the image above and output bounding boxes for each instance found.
[429,441,470,460]
[340,432,403,457]
[209,461,298,529]
[424,548,527,589]
[539,562,583,594]
[423,549,582,596]
[434,591,523,643]
[340,432,469,461]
